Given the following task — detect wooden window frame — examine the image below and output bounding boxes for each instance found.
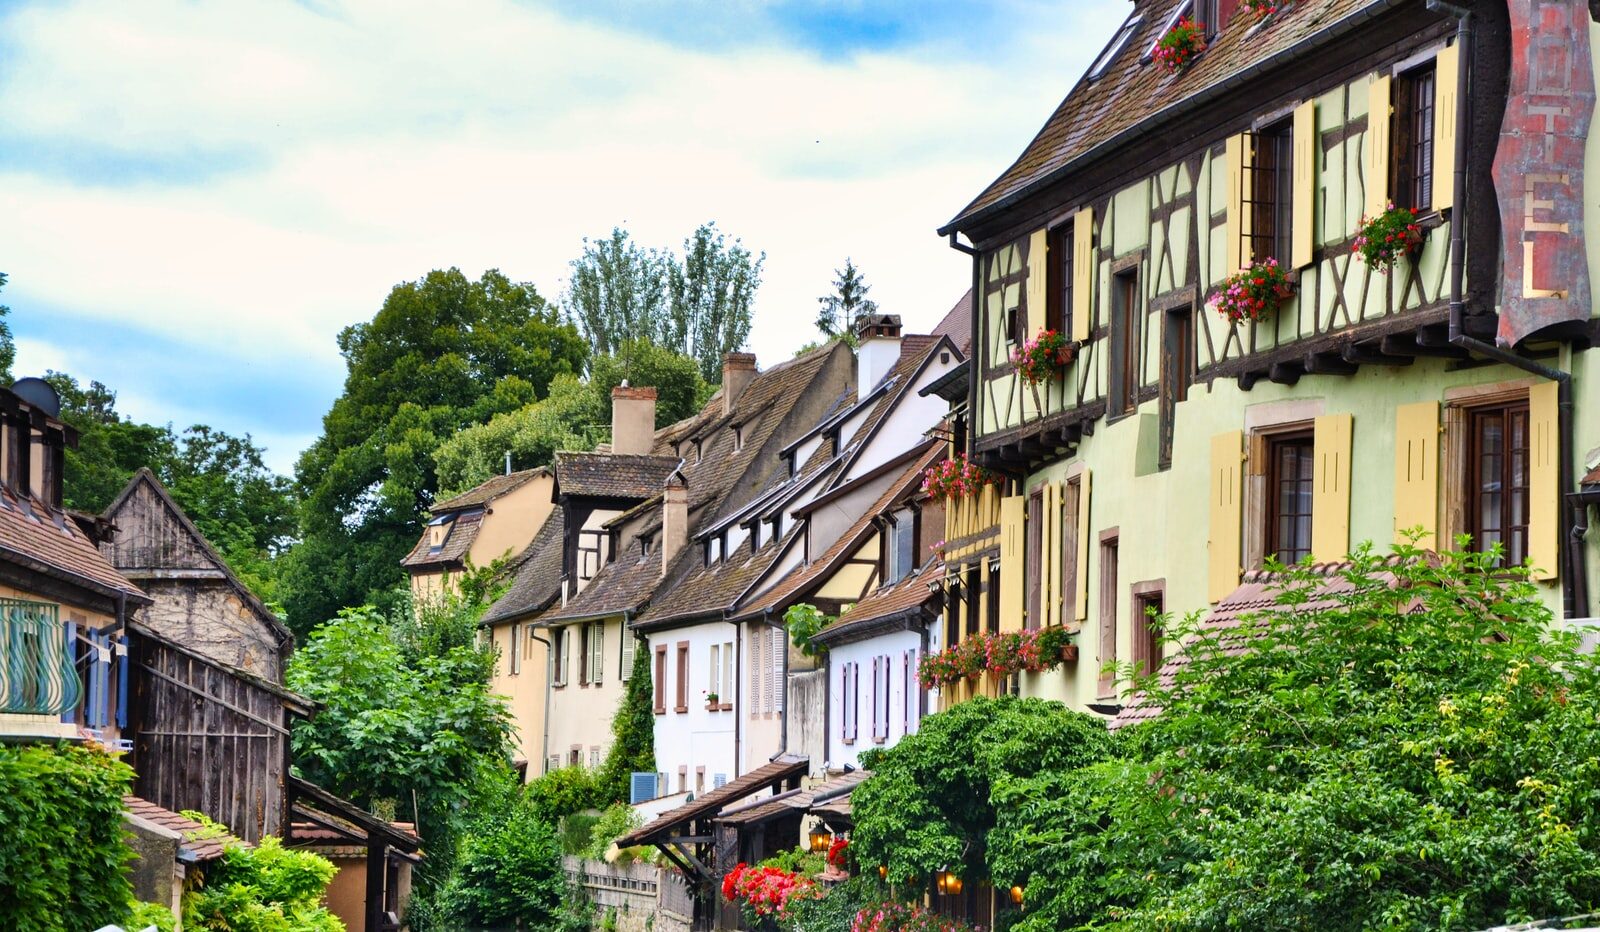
[578,624,590,687]
[509,623,522,677]
[1061,474,1083,622]
[1392,61,1438,213]
[1265,431,1316,565]
[1109,263,1141,419]
[1130,580,1165,678]
[1158,304,1194,471]
[1025,489,1044,630]
[653,644,667,714]
[1046,224,1073,337]
[674,641,689,713]
[965,564,981,638]
[986,558,1002,635]
[552,627,568,688]
[1097,529,1120,698]
[1467,399,1531,567]
[1242,121,1294,264]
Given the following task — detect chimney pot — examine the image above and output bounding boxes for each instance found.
[722,353,757,416]
[611,385,658,455]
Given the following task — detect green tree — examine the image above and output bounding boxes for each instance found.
[431,375,605,497]
[667,222,764,382]
[588,339,713,430]
[286,268,586,631]
[815,258,878,343]
[851,696,1111,889]
[594,634,656,806]
[563,228,670,357]
[990,543,1600,932]
[444,802,568,929]
[0,272,16,384]
[184,833,343,932]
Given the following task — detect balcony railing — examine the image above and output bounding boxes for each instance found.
[0,598,79,715]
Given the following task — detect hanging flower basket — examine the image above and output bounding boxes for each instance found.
[922,454,1001,502]
[918,627,1079,686]
[1353,205,1425,273]
[1011,329,1076,385]
[1211,258,1295,323]
[1154,16,1207,74]
[1239,0,1281,21]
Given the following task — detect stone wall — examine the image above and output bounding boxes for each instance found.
[564,855,692,932]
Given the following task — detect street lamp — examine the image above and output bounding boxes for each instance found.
[809,828,831,852]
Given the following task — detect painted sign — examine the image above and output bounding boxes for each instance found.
[1492,0,1595,346]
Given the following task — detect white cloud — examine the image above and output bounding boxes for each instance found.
[0,0,1124,463]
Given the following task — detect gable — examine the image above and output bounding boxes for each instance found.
[102,475,225,574]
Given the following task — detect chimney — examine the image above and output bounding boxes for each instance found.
[722,353,757,416]
[661,469,688,576]
[611,383,657,456]
[855,313,903,395]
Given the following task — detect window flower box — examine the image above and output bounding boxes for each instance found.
[1353,205,1425,273]
[1154,16,1206,74]
[922,454,1000,502]
[1211,258,1295,323]
[1011,329,1076,385]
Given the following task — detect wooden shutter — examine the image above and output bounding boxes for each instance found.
[654,645,666,713]
[870,656,880,739]
[1528,381,1560,580]
[620,630,636,681]
[1291,100,1317,269]
[1366,73,1393,218]
[1074,470,1093,623]
[1312,414,1354,563]
[1433,44,1459,212]
[1393,401,1439,548]
[1026,228,1049,337]
[675,643,688,712]
[1072,209,1095,341]
[1208,431,1244,602]
[1225,134,1252,272]
[770,628,785,712]
[999,495,1026,632]
[1042,483,1059,628]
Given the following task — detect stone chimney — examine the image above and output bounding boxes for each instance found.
[722,353,757,416]
[611,384,657,455]
[662,469,688,575]
[855,313,903,395]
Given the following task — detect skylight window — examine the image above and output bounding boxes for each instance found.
[1089,12,1144,80]
[1148,1,1194,58]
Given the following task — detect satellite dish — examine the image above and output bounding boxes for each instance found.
[11,378,60,418]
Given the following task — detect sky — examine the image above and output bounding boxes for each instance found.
[0,0,1127,474]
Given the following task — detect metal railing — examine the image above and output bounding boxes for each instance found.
[0,598,78,715]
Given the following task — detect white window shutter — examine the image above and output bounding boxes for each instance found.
[620,631,636,681]
[770,628,784,712]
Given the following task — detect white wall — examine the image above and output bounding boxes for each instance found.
[545,615,630,774]
[826,629,924,771]
[648,619,739,796]
[848,354,959,477]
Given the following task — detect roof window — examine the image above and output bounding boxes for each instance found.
[1147,1,1194,59]
[1089,12,1143,80]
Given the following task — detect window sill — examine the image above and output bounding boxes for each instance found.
[842,737,856,746]
[872,736,886,745]
[674,706,688,714]
[654,708,666,716]
[719,702,733,711]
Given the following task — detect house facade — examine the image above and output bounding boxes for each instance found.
[931,0,1600,714]
[403,465,555,603]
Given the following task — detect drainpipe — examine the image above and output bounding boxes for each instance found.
[734,616,742,779]
[1433,0,1585,617]
[527,626,554,777]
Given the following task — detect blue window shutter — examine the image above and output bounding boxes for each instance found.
[95,632,112,729]
[116,636,129,730]
[630,771,657,804]
[713,773,728,789]
[60,621,77,724]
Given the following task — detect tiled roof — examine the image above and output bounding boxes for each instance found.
[634,532,795,629]
[481,510,566,625]
[124,795,244,862]
[553,452,680,500]
[930,289,973,354]
[716,769,872,826]
[1110,559,1408,730]
[432,468,546,512]
[617,754,809,848]
[401,508,483,569]
[812,562,942,647]
[945,0,1392,231]
[733,445,940,622]
[1583,465,1600,486]
[0,485,146,602]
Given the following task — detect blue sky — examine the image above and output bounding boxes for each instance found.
[0,0,1124,473]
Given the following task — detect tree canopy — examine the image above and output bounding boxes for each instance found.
[983,544,1600,931]
[284,268,586,631]
[0,272,16,384]
[815,258,878,344]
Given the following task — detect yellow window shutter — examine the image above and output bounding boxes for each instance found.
[1312,414,1354,563]
[1075,470,1092,623]
[1000,495,1026,632]
[1529,381,1560,581]
[1072,209,1094,342]
[1225,134,1245,273]
[1291,100,1317,269]
[1433,44,1459,212]
[1026,228,1048,338]
[1208,431,1244,602]
[1366,74,1393,218]
[1392,401,1439,549]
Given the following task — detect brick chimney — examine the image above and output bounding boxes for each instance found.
[722,353,757,416]
[855,313,903,395]
[611,384,657,455]
[662,469,688,575]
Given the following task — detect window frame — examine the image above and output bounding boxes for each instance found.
[1467,400,1531,568]
[1130,580,1165,678]
[653,644,667,714]
[1242,121,1294,264]
[1265,431,1316,566]
[674,641,689,713]
[1097,529,1120,698]
[1391,61,1438,213]
[1046,223,1073,337]
[1109,265,1142,418]
[1088,13,1143,80]
[1158,304,1194,471]
[985,558,1001,635]
[552,627,569,688]
[1025,488,1044,630]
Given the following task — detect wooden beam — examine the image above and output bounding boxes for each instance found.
[1340,344,1413,366]
[1379,334,1466,359]
[667,835,713,845]
[1303,351,1358,376]
[364,839,387,932]
[1238,370,1261,391]
[1267,362,1302,386]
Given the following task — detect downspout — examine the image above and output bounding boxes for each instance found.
[528,626,554,777]
[1432,0,1586,617]
[734,615,742,779]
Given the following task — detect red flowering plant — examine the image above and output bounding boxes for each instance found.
[721,862,818,922]
[826,835,851,870]
[852,902,980,932]
[1240,0,1281,20]
[1010,328,1075,385]
[1353,204,1425,272]
[921,454,1000,502]
[1211,258,1295,323]
[917,636,988,688]
[1153,16,1206,74]
[921,628,1078,685]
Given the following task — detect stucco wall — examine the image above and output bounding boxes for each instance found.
[488,618,550,776]
[649,618,739,795]
[827,629,922,771]
[546,615,630,773]
[468,474,555,570]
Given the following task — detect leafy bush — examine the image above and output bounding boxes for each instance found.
[785,603,830,658]
[129,900,177,932]
[583,803,644,861]
[594,636,655,807]
[991,543,1600,931]
[759,846,826,878]
[184,834,342,932]
[0,743,135,931]
[525,764,602,824]
[777,875,887,932]
[560,810,602,855]
[850,902,979,932]
[444,803,565,928]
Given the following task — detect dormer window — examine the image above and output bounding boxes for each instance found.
[427,515,451,551]
[1089,12,1142,80]
[733,425,744,451]
[640,537,652,561]
[1147,1,1193,59]
[693,439,703,462]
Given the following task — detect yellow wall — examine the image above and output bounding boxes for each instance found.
[469,474,555,571]
[487,618,550,777]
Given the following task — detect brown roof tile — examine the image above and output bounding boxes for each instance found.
[481,510,566,625]
[617,754,809,848]
[0,485,146,602]
[431,468,546,512]
[401,508,483,569]
[553,452,680,500]
[633,532,794,629]
[124,795,246,862]
[812,563,942,646]
[716,769,871,826]
[930,289,973,354]
[946,0,1391,231]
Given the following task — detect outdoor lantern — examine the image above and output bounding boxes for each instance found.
[936,869,963,896]
[1010,885,1025,906]
[809,828,831,852]
[878,865,888,880]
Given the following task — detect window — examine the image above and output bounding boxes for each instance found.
[1098,533,1119,696]
[696,768,705,795]
[1243,121,1294,264]
[1159,306,1194,470]
[1061,477,1083,621]
[750,632,767,716]
[1147,0,1194,57]
[1026,489,1043,630]
[885,509,916,584]
[871,656,883,742]
[723,641,735,708]
[1047,225,1073,336]
[1110,267,1141,417]
[427,516,449,551]
[1266,433,1315,564]
[769,628,785,713]
[509,624,522,676]
[1132,584,1164,677]
[579,622,604,686]
[841,662,858,744]
[709,643,721,701]
[1469,401,1530,567]
[1392,63,1437,212]
[964,565,981,638]
[654,644,667,714]
[589,746,602,769]
[1196,0,1240,37]
[986,560,1001,634]
[675,642,689,713]
[553,627,569,687]
[1089,13,1142,80]
[570,746,582,768]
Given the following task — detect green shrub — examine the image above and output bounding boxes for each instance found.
[129,900,178,932]
[777,875,888,932]
[0,742,135,931]
[758,846,826,878]
[560,810,602,856]
[184,833,342,932]
[445,804,565,928]
[583,803,644,861]
[525,764,601,824]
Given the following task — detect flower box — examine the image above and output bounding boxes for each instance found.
[1011,329,1076,385]
[922,454,1000,502]
[1154,16,1206,74]
[1211,258,1295,323]
[1353,205,1425,273]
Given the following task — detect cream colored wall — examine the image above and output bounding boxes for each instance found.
[544,615,628,773]
[469,474,555,570]
[488,618,550,777]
